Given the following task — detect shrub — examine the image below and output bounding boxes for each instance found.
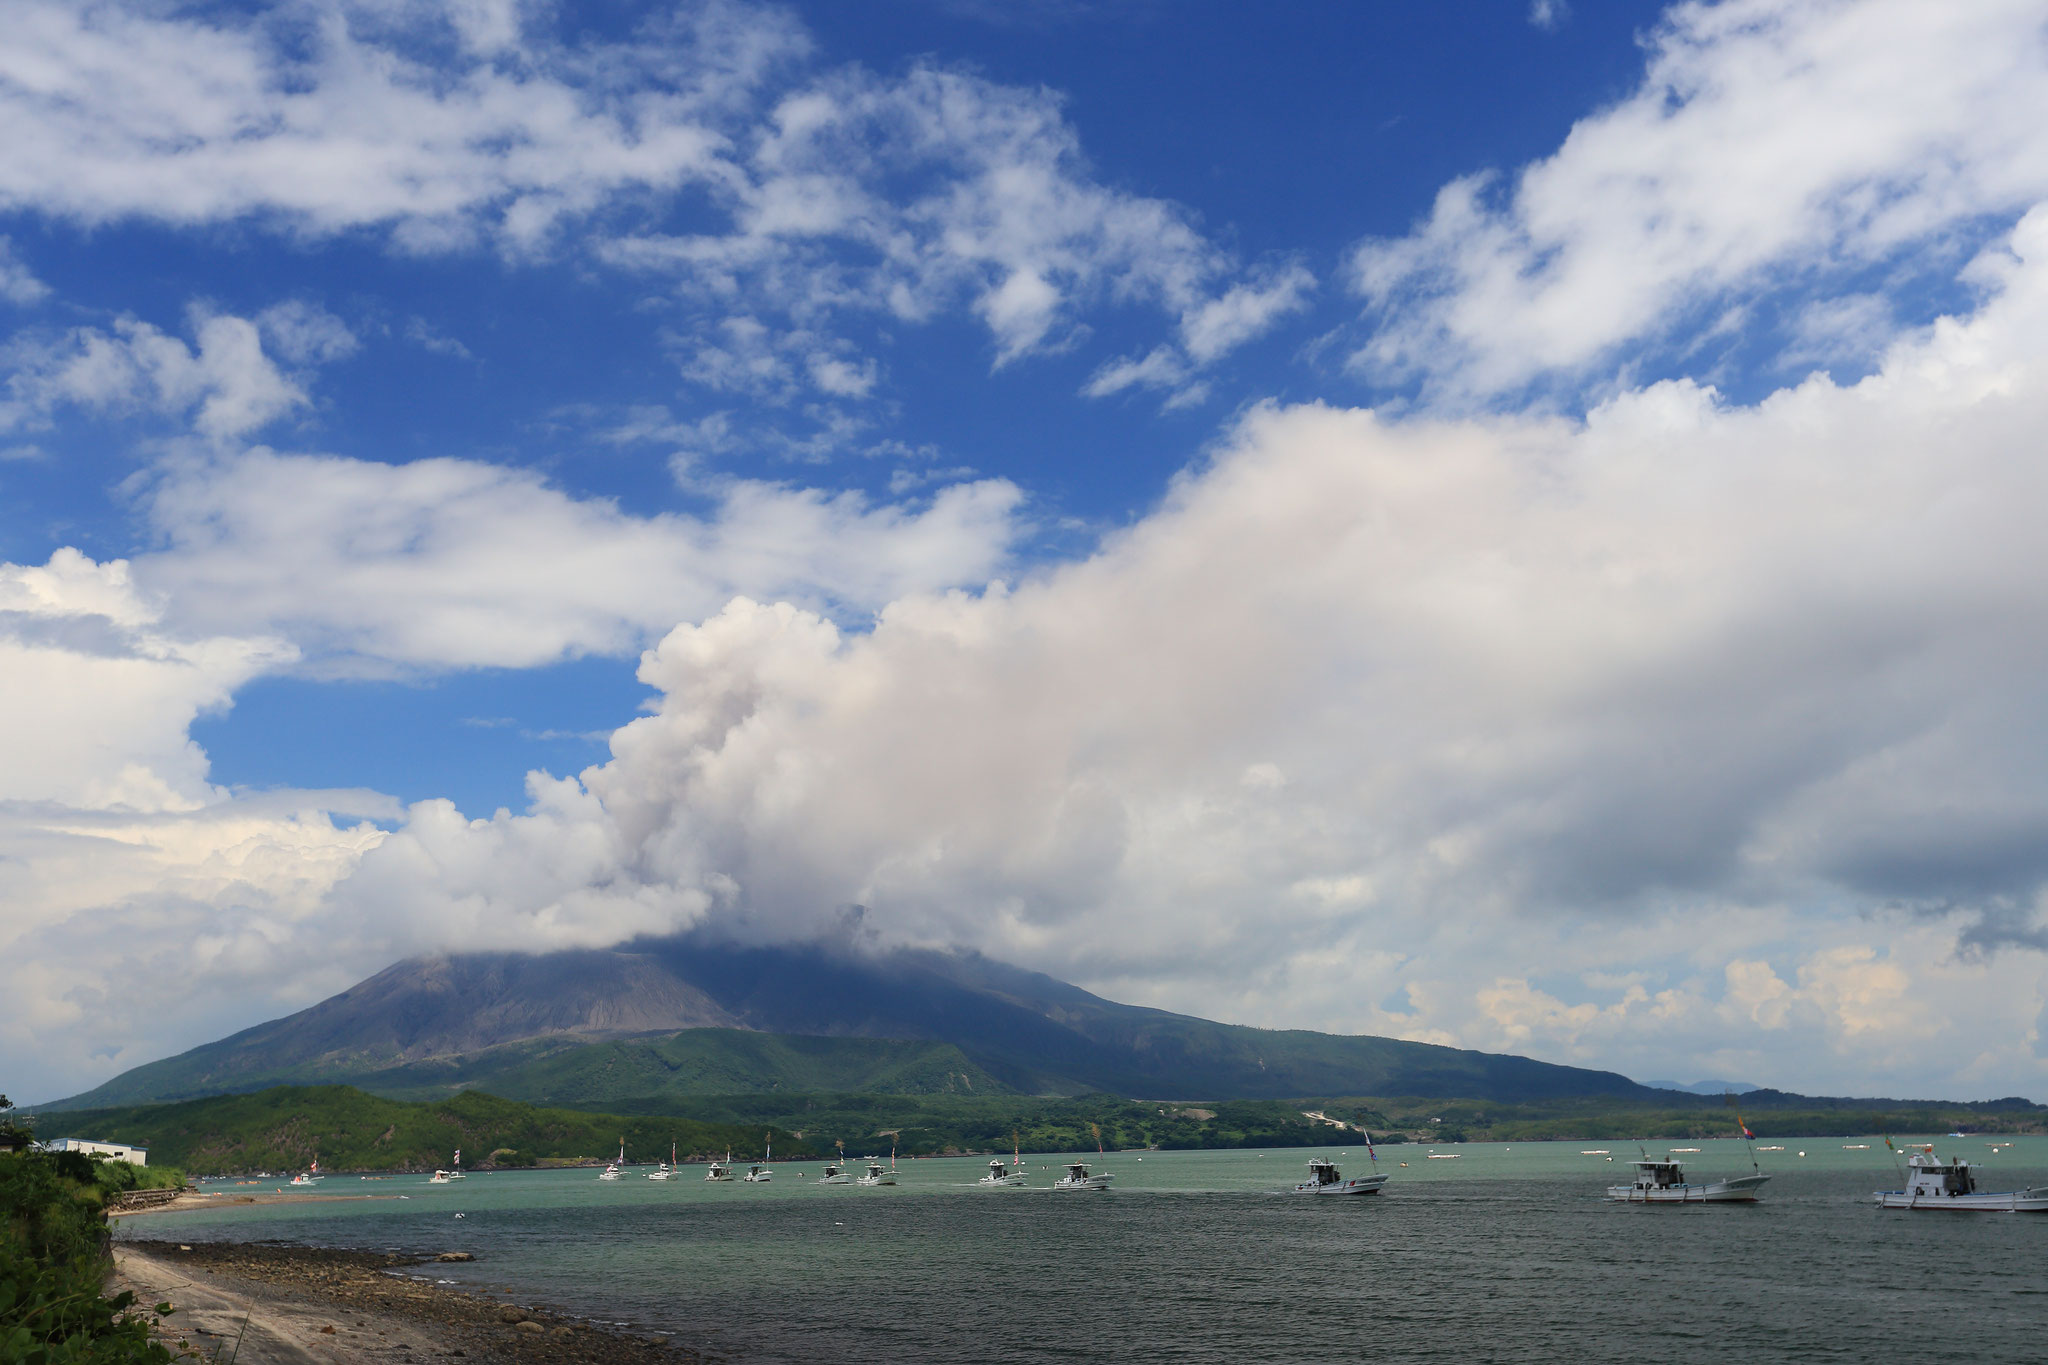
[0,1151,176,1363]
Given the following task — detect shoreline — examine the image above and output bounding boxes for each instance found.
[112,1240,718,1364]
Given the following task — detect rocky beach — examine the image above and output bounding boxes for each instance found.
[113,1240,718,1364]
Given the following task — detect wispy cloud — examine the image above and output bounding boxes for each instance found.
[1351,0,2048,400]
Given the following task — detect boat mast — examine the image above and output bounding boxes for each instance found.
[1725,1093,1760,1175]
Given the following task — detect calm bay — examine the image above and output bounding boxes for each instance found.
[121,1137,2048,1363]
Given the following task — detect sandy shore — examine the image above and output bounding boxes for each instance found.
[112,1241,719,1364]
[117,1190,404,1216]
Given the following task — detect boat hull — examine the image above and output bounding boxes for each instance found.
[1053,1176,1113,1191]
[978,1175,1026,1186]
[1606,1174,1769,1203]
[1293,1174,1389,1195]
[1874,1189,2048,1212]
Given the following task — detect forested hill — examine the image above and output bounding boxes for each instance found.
[41,1086,815,1175]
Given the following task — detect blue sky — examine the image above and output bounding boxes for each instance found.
[9,0,2048,1104]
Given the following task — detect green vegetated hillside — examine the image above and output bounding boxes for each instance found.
[31,1084,2048,1176]
[40,1086,817,1176]
[579,1089,2048,1154]
[355,1029,1012,1105]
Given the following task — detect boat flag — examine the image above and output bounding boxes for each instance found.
[1366,1133,1377,1163]
[1884,1135,1895,1151]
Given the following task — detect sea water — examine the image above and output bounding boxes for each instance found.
[122,1137,2048,1363]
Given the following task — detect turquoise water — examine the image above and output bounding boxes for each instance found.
[124,1137,2048,1363]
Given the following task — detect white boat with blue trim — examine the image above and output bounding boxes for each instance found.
[1607,1155,1768,1203]
[1876,1146,2048,1211]
[1292,1157,1387,1195]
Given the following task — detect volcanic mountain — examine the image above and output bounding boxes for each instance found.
[47,936,1658,1110]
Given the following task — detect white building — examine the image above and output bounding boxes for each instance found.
[45,1137,148,1165]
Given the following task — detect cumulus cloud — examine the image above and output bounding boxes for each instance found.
[300,209,2048,1098]
[2,311,306,440]
[0,550,393,1097]
[132,444,1025,671]
[1351,0,2048,397]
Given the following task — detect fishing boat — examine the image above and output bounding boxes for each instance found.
[978,1158,1025,1186]
[744,1136,774,1182]
[816,1161,852,1185]
[1874,1146,2048,1211]
[648,1141,678,1181]
[857,1159,897,1187]
[1291,1157,1387,1196]
[706,1151,735,1181]
[1607,1154,1769,1203]
[289,1157,324,1187]
[1053,1161,1113,1191]
[598,1140,625,1181]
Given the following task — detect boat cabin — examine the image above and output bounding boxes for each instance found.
[1629,1158,1688,1191]
[988,1160,1007,1177]
[1066,1163,1091,1179]
[821,1162,842,1178]
[1304,1159,1342,1186]
[866,1162,887,1178]
[1905,1153,1978,1199]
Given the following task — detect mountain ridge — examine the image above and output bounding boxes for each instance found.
[46,935,1658,1110]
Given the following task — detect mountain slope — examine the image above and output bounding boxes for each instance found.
[47,936,1656,1109]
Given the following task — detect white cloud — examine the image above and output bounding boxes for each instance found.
[2,311,306,439]
[0,0,791,252]
[132,444,1025,671]
[0,549,295,811]
[1351,0,2048,397]
[1180,264,1314,365]
[0,236,49,305]
[258,300,358,366]
[0,547,397,1100]
[1528,0,1571,31]
[289,208,2048,1098]
[0,2,1293,392]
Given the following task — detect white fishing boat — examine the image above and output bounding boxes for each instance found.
[1292,1157,1387,1196]
[706,1151,735,1181]
[1875,1146,2048,1212]
[598,1140,625,1181]
[978,1158,1025,1186]
[857,1159,897,1187]
[289,1158,325,1186]
[1607,1155,1769,1203]
[816,1161,853,1185]
[1053,1161,1112,1191]
[744,1136,773,1182]
[648,1141,678,1181]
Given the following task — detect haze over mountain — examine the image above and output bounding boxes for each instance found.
[47,936,1658,1112]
